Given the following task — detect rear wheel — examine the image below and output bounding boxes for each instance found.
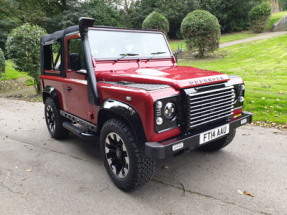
[199,129,236,152]
[44,97,69,139]
[100,119,155,191]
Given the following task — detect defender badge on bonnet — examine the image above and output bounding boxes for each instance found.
[189,75,228,85]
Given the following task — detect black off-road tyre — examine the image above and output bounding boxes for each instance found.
[44,97,70,139]
[199,129,236,152]
[100,119,155,191]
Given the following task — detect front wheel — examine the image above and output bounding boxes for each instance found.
[199,129,236,152]
[100,119,155,191]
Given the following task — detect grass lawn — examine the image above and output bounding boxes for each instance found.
[220,31,256,43]
[266,11,287,29]
[178,34,287,124]
[169,32,257,52]
[0,60,29,80]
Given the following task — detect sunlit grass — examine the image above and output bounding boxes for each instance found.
[178,34,287,124]
[0,60,29,80]
[169,32,257,52]
[266,11,287,29]
[220,32,257,44]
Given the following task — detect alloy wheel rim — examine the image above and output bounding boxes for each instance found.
[105,132,129,179]
[46,105,56,132]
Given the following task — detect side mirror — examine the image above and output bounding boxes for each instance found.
[69,53,81,71]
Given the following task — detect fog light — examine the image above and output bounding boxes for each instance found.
[156,101,162,109]
[156,117,163,125]
[239,96,245,102]
[240,85,245,91]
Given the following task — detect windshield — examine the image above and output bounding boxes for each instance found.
[88,30,171,60]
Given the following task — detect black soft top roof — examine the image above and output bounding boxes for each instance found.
[41,25,79,44]
[41,25,161,45]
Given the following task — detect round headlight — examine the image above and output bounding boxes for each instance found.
[240,85,245,91]
[164,102,176,120]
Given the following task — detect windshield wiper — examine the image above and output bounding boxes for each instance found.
[114,53,139,63]
[147,52,166,61]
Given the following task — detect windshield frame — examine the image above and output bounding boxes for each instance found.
[88,27,173,61]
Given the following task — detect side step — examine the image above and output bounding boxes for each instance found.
[62,122,96,139]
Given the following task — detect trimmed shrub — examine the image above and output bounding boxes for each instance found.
[180,10,221,58]
[0,48,5,78]
[6,23,46,94]
[142,11,169,36]
[249,2,272,33]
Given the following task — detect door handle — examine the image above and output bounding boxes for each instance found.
[65,86,72,91]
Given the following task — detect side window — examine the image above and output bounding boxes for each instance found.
[51,43,61,71]
[68,39,86,70]
[43,42,62,72]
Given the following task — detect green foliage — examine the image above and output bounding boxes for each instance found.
[249,2,272,21]
[249,2,271,33]
[0,48,5,77]
[279,0,287,10]
[181,10,221,58]
[142,11,169,35]
[158,0,195,38]
[44,0,125,33]
[6,23,46,94]
[195,0,257,32]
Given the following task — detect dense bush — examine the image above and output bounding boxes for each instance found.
[279,0,287,11]
[6,24,46,94]
[181,10,221,58]
[0,48,5,77]
[195,0,257,32]
[158,0,195,38]
[142,11,169,36]
[249,2,272,33]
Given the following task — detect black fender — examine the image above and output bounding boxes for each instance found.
[42,86,61,110]
[97,99,147,142]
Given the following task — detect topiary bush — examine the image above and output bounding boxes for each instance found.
[6,23,46,94]
[142,11,169,36]
[180,10,221,58]
[249,2,271,33]
[0,48,5,78]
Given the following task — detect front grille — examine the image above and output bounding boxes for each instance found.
[186,86,234,130]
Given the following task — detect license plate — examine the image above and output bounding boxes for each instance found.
[199,124,230,145]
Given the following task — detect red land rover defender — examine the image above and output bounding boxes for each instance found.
[40,18,252,191]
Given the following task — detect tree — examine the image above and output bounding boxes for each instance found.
[142,11,169,36]
[44,0,124,33]
[0,48,5,77]
[6,24,46,94]
[158,0,195,38]
[249,1,271,33]
[195,0,257,32]
[181,10,221,58]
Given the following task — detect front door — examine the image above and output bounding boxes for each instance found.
[63,36,92,122]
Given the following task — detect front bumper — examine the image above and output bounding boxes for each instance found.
[145,111,253,159]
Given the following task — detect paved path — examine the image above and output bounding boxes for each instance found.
[220,31,287,48]
[1,97,287,215]
[0,86,35,98]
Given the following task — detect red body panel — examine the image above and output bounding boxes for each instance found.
[95,63,230,89]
